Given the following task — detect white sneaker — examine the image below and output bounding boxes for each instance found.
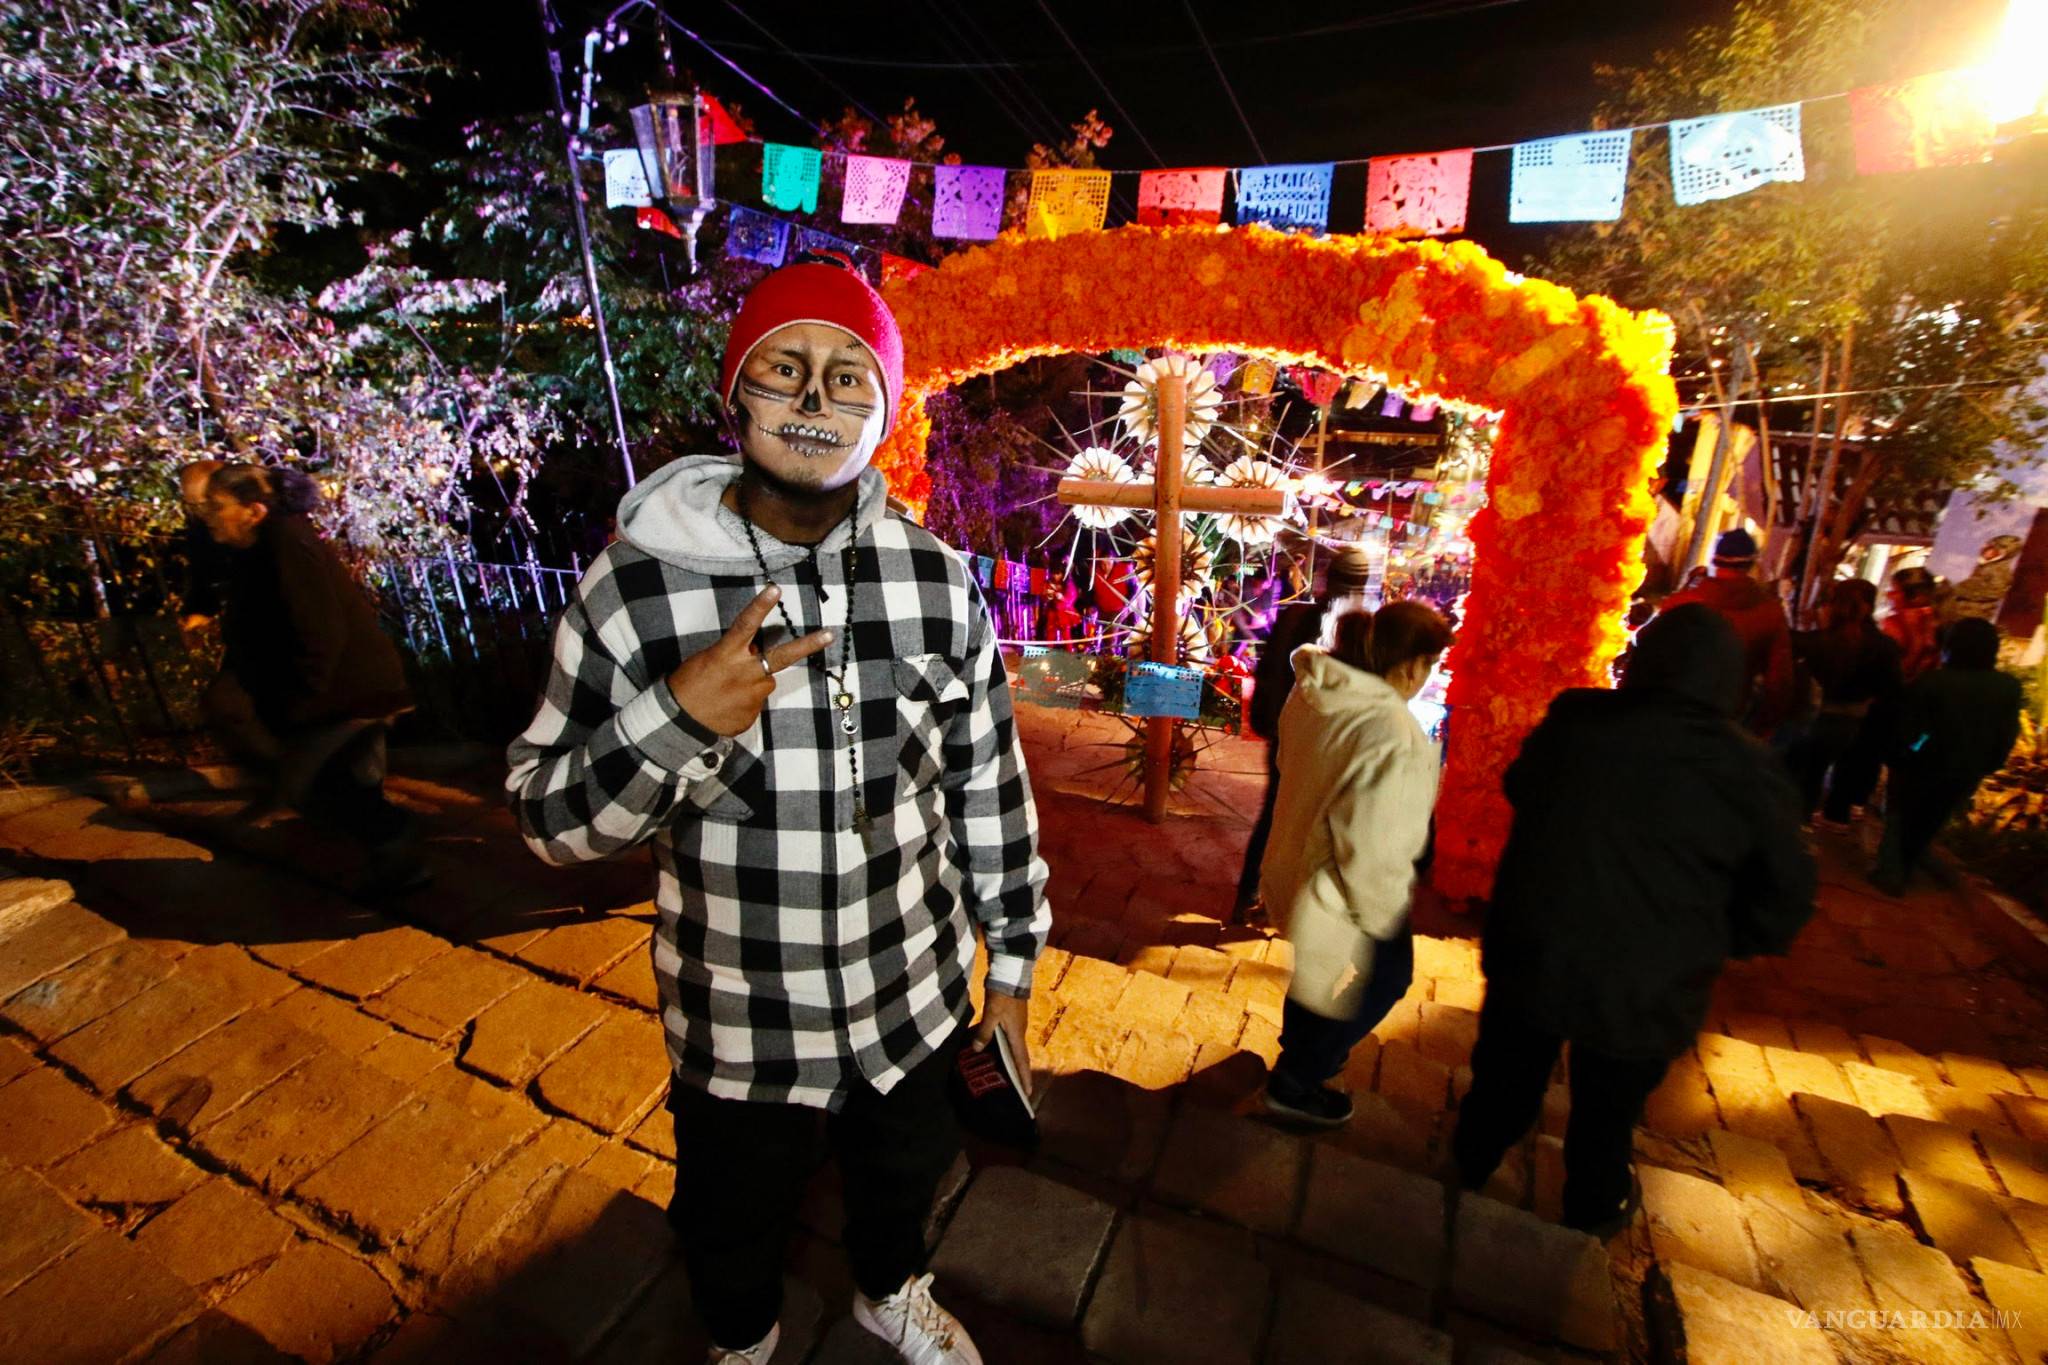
[707,1322,779,1364]
[851,1273,982,1365]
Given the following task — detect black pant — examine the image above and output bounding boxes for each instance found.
[1785,711,1861,817]
[1451,997,1670,1229]
[667,1029,966,1350]
[1874,768,1974,888]
[1235,746,1281,909]
[299,724,411,848]
[1272,929,1415,1090]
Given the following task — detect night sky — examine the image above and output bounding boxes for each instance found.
[405,0,1744,261]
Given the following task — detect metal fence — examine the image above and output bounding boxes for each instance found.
[2,552,583,777]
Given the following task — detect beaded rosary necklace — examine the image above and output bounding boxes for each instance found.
[735,480,870,840]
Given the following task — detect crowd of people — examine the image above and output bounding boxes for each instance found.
[170,256,2025,1364]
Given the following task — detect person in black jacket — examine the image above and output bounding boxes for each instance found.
[1233,546,1374,920]
[1870,618,2023,896]
[1787,579,1902,826]
[199,464,422,891]
[1449,604,1816,1236]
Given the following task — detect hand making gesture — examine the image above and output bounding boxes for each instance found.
[665,586,834,736]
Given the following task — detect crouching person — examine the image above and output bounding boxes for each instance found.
[1449,605,1816,1236]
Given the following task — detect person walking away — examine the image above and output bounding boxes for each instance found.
[1259,602,1453,1124]
[1882,565,1944,686]
[1448,605,1815,1236]
[508,255,1047,1365]
[177,459,273,765]
[1788,579,1902,828]
[1660,528,1795,737]
[198,464,423,893]
[1232,548,1375,920]
[1869,618,2022,896]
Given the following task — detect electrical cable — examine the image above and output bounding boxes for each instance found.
[1181,0,1268,162]
[928,0,1068,149]
[955,2,1083,148]
[714,0,884,124]
[1032,0,1167,167]
[919,0,1056,149]
[656,11,814,129]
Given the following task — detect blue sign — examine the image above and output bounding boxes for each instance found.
[1123,661,1204,720]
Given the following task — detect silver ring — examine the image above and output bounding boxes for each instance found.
[759,654,775,678]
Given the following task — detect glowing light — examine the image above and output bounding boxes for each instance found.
[1980,0,2048,123]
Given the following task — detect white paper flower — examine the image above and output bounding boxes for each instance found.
[1116,354,1224,449]
[1215,456,1291,547]
[1062,446,1139,530]
[1133,531,1214,615]
[1125,612,1214,666]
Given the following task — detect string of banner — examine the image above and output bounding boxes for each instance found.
[608,67,2019,272]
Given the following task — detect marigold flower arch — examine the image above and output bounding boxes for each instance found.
[871,225,1678,898]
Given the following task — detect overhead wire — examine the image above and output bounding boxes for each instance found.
[1181,0,1268,162]
[655,11,814,129]
[1031,0,1167,167]
[944,1,1072,148]
[713,0,883,124]
[920,0,1058,150]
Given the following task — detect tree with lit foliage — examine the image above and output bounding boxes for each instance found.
[1541,0,2048,611]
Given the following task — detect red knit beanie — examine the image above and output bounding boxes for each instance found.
[720,259,904,437]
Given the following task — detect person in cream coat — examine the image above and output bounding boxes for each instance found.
[1260,601,1454,1125]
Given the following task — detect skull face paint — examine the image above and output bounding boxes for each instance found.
[732,322,886,495]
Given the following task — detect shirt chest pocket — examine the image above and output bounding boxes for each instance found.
[893,653,970,790]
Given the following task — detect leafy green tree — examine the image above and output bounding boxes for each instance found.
[1541,0,2048,607]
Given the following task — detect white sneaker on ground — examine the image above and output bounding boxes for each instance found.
[852,1273,982,1365]
[707,1322,779,1364]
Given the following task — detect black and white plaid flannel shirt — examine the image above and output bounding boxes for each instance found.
[507,459,1050,1110]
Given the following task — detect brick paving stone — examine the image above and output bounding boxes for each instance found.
[1530,1134,1565,1223]
[1640,1166,1765,1292]
[1414,935,1480,982]
[1240,1015,1282,1066]
[1449,1194,1618,1352]
[1983,1131,2048,1206]
[1697,1031,1772,1083]
[1114,967,1192,1032]
[2001,1094,2048,1147]
[1999,1193,2048,1271]
[51,961,264,1093]
[1109,1026,1197,1090]
[0,1033,33,1086]
[1432,978,1486,1013]
[292,925,453,1000]
[0,1065,114,1166]
[1124,943,1177,978]
[220,1239,399,1363]
[1766,1046,1856,1106]
[1,938,172,1043]
[1040,1007,1130,1075]
[1150,1103,1305,1235]
[1725,1013,1796,1051]
[1887,1115,2003,1193]
[1737,1191,1875,1314]
[1164,942,1235,990]
[590,945,660,1011]
[128,1009,326,1134]
[1655,1261,1837,1365]
[1787,1020,1865,1065]
[1644,1051,1721,1141]
[134,1177,297,1287]
[1973,1258,2048,1365]
[1175,985,1249,1049]
[1795,1093,1905,1214]
[398,1122,600,1281]
[1851,1221,2010,1365]
[0,1163,95,1294]
[1932,1082,2019,1140]
[296,1069,544,1245]
[634,1160,676,1212]
[268,985,396,1055]
[514,915,650,986]
[1034,1068,1172,1185]
[1080,1212,1271,1365]
[361,1027,451,1087]
[48,1122,203,1209]
[1296,1142,1446,1288]
[1707,1129,1803,1208]
[1054,954,1130,1017]
[1846,1060,1942,1121]
[1417,1002,1480,1069]
[624,1103,677,1160]
[148,1309,295,1365]
[1377,1040,1451,1117]
[1860,1035,1949,1090]
[580,1140,655,1192]
[1323,1092,1435,1173]
[197,1048,410,1193]
[364,947,529,1042]
[928,1166,1116,1326]
[1901,1170,2038,1272]
[533,1009,669,1134]
[0,874,74,920]
[1944,1052,2026,1096]
[459,980,610,1087]
[0,1228,202,1361]
[0,898,123,999]
[1266,1274,1455,1364]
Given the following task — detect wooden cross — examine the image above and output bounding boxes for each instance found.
[1056,374,1291,823]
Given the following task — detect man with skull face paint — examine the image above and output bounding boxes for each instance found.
[508,256,1047,1365]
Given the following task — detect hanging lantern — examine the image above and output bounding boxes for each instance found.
[630,89,717,269]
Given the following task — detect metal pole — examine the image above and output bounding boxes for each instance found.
[1144,376,1187,825]
[538,0,637,490]
[1681,344,1751,573]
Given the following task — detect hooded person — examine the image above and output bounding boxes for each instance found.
[507,255,1048,1365]
[1448,604,1816,1237]
[1658,527,1796,737]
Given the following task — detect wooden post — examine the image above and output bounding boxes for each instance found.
[1305,401,1331,586]
[1144,375,1187,824]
